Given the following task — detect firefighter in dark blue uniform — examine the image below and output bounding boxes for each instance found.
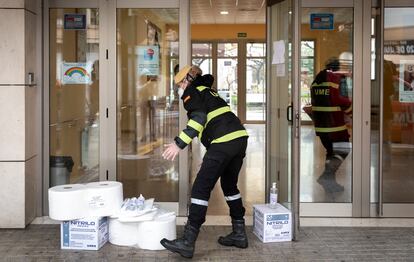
[160,65,249,258]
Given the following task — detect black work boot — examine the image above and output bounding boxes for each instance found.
[317,173,344,193]
[160,224,199,259]
[218,219,248,248]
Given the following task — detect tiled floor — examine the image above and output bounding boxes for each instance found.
[1,225,414,261]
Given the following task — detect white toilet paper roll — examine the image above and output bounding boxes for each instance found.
[136,215,176,250]
[48,184,88,221]
[85,181,123,217]
[108,218,140,246]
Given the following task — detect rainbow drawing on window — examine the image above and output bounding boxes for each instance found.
[61,62,93,85]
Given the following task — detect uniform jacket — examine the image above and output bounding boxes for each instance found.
[174,74,248,149]
[311,69,352,141]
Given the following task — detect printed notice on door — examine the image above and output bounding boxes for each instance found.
[399,61,414,103]
[61,62,93,85]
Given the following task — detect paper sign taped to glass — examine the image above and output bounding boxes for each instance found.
[62,62,93,85]
[399,61,414,103]
[137,46,160,76]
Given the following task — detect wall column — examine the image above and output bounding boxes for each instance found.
[0,0,41,228]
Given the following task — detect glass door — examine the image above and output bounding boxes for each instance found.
[376,1,414,217]
[116,6,180,200]
[49,7,100,186]
[266,0,300,238]
[298,0,369,217]
[46,0,189,215]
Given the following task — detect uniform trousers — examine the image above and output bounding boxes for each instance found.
[188,137,248,229]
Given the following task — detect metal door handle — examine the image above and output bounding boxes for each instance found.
[287,105,293,122]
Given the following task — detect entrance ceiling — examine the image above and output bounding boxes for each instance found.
[191,0,266,24]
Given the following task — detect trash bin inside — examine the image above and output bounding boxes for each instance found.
[50,156,74,187]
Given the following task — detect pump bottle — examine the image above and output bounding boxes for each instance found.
[269,182,278,208]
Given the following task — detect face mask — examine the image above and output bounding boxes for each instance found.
[177,88,184,98]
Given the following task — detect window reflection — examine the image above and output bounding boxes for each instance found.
[116,9,179,200]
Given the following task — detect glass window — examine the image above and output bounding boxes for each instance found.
[247,43,265,57]
[217,58,238,114]
[192,43,212,75]
[49,9,100,186]
[218,43,238,57]
[382,7,414,203]
[300,8,354,203]
[117,8,179,200]
[300,40,315,122]
[246,42,266,121]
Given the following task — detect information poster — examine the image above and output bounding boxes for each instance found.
[61,62,93,85]
[399,61,414,103]
[64,14,86,30]
[310,14,334,30]
[136,46,159,76]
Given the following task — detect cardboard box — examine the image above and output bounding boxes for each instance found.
[61,217,109,250]
[253,204,292,243]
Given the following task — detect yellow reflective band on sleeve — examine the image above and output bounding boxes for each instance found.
[206,106,231,125]
[311,82,339,89]
[211,130,248,144]
[344,105,352,114]
[178,131,192,144]
[196,86,208,92]
[312,106,341,112]
[187,119,204,133]
[314,125,348,133]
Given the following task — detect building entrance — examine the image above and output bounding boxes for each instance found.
[45,0,190,215]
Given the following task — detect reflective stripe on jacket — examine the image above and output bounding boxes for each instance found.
[310,69,352,141]
[174,75,248,149]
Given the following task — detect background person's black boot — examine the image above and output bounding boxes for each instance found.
[218,219,248,248]
[160,224,199,258]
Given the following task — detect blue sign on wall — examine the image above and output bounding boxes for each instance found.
[310,14,334,30]
[64,14,86,30]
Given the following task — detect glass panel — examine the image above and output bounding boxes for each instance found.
[192,43,212,75]
[382,8,414,203]
[192,43,212,57]
[247,43,265,57]
[246,58,266,121]
[300,8,353,203]
[371,7,380,205]
[49,9,100,186]
[116,9,179,200]
[296,40,316,121]
[268,0,292,206]
[192,58,212,75]
[217,43,238,57]
[217,58,238,114]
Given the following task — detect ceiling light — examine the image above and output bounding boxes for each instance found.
[220,11,229,15]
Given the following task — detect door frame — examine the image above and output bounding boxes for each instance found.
[378,0,414,217]
[42,0,102,215]
[297,0,371,218]
[110,0,190,216]
[266,0,301,239]
[43,0,191,216]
